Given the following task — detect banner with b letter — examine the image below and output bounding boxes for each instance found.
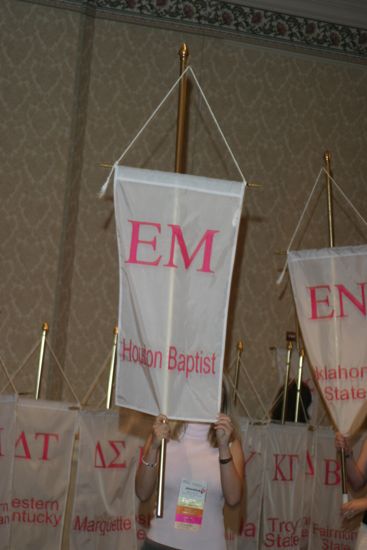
[114,166,245,421]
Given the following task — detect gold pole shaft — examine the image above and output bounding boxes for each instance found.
[324,151,335,248]
[281,341,293,424]
[106,327,118,410]
[324,152,348,498]
[157,44,190,518]
[341,448,348,494]
[294,348,304,422]
[233,340,244,405]
[156,436,167,517]
[174,43,189,173]
[35,323,49,400]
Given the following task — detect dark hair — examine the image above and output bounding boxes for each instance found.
[270,380,312,423]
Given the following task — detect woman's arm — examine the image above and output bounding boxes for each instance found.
[215,414,244,507]
[335,433,367,492]
[341,497,367,520]
[135,415,170,502]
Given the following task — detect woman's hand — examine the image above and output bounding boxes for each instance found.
[342,497,367,520]
[151,414,170,450]
[214,413,234,448]
[335,432,352,455]
[135,414,170,502]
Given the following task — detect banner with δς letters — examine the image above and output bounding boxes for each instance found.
[9,398,77,550]
[288,245,367,435]
[114,166,245,421]
[70,410,141,550]
[0,395,17,550]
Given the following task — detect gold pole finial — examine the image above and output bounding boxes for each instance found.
[237,340,244,353]
[179,43,189,61]
[42,322,49,332]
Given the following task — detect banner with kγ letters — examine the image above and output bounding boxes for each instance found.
[114,166,245,421]
[288,245,367,435]
[261,423,309,550]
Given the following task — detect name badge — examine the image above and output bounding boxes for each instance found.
[175,479,207,531]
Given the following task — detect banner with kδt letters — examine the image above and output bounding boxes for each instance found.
[114,166,245,421]
[288,246,367,435]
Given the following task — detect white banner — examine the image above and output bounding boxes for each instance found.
[70,411,141,550]
[9,398,77,549]
[0,395,17,550]
[288,246,367,435]
[114,166,245,421]
[261,423,309,550]
[237,421,266,549]
[308,428,359,550]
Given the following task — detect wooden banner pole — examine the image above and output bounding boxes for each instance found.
[106,326,118,409]
[156,43,190,519]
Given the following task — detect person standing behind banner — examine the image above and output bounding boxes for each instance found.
[335,432,367,549]
[135,412,244,550]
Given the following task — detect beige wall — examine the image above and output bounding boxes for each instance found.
[1,0,367,415]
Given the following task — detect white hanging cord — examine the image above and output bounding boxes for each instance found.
[0,355,18,393]
[0,340,40,394]
[226,361,253,420]
[97,394,108,409]
[238,357,271,420]
[188,67,247,185]
[315,406,328,430]
[81,352,112,405]
[277,167,367,285]
[99,65,247,197]
[99,65,191,198]
[45,341,81,406]
[327,169,367,229]
[276,168,324,285]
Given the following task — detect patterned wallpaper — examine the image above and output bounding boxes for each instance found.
[1,0,367,419]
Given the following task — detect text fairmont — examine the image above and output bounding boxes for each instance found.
[120,338,216,379]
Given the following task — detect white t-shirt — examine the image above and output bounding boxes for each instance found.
[148,423,226,550]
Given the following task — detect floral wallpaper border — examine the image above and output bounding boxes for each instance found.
[22,0,367,59]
